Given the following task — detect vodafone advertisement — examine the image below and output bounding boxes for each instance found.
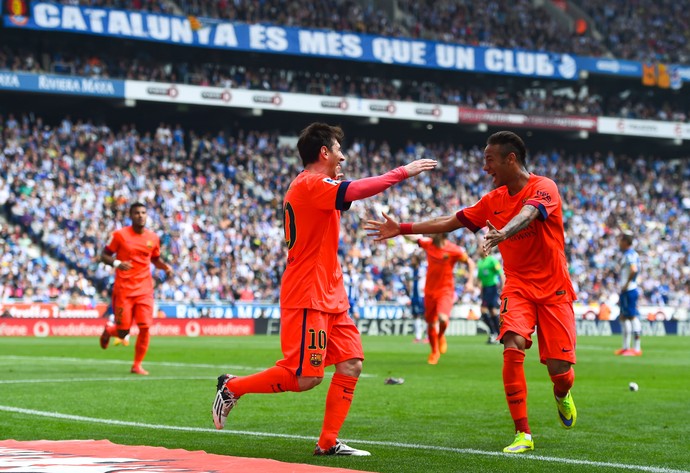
[0,318,254,337]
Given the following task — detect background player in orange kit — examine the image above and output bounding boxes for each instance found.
[99,202,174,375]
[405,233,475,364]
[212,122,436,456]
[365,131,577,454]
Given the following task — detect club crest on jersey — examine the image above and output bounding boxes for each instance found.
[146,240,153,248]
[322,177,339,186]
[310,353,323,367]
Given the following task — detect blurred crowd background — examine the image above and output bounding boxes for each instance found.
[1,0,688,312]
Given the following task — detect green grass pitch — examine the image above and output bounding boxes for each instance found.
[0,335,687,473]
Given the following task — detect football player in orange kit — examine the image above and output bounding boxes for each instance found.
[365,131,577,454]
[99,202,174,375]
[212,122,436,456]
[405,233,475,364]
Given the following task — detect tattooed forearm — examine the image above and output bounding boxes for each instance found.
[500,205,540,239]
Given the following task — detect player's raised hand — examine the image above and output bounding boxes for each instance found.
[403,159,437,177]
[364,212,400,241]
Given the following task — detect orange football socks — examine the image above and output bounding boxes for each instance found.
[503,347,530,434]
[551,368,575,399]
[438,320,448,339]
[317,373,358,450]
[133,327,150,365]
[227,365,300,396]
[428,325,439,354]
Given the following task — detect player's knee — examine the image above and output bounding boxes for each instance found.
[546,358,572,375]
[298,376,323,391]
[502,331,526,350]
[335,358,363,378]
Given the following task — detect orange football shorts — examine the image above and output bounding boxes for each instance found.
[424,292,454,324]
[277,308,364,377]
[497,292,576,364]
[112,289,154,330]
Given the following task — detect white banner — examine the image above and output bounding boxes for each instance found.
[597,117,690,140]
[124,81,458,123]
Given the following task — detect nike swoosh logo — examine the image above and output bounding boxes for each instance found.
[561,348,572,353]
[493,210,504,215]
[558,410,574,427]
[507,390,523,396]
[343,388,355,394]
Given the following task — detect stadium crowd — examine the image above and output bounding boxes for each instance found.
[6,0,690,126]
[396,0,603,57]
[573,0,690,64]
[64,0,597,56]
[64,0,174,14]
[4,43,690,123]
[1,113,689,310]
[0,221,100,305]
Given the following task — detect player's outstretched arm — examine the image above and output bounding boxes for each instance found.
[365,213,463,242]
[344,159,437,202]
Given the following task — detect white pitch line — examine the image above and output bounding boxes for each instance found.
[0,376,212,384]
[0,405,686,473]
[0,355,376,377]
[0,355,260,371]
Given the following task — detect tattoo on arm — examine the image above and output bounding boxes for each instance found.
[500,206,540,239]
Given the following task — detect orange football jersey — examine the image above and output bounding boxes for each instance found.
[106,227,161,297]
[280,171,352,312]
[418,237,468,297]
[456,174,576,303]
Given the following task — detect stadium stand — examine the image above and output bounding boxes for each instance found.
[3,41,689,122]
[1,112,689,307]
[570,0,690,64]
[54,0,690,64]
[66,0,176,14]
[0,0,688,315]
